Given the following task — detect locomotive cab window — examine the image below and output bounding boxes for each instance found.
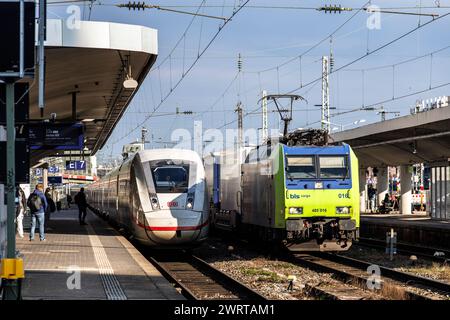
[149,160,191,193]
[319,156,348,179]
[285,156,316,179]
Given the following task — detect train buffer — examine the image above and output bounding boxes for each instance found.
[14,209,183,300]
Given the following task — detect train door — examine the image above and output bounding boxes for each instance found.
[213,162,220,208]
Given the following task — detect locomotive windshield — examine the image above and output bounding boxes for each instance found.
[285,155,349,180]
[286,156,316,179]
[319,156,348,179]
[149,160,191,193]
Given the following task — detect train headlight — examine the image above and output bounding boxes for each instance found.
[186,193,195,210]
[150,193,160,210]
[289,207,303,214]
[336,206,351,214]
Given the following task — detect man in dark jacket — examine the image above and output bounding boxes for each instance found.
[28,184,48,241]
[75,187,88,225]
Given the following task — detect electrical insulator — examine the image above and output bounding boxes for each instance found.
[329,55,334,71]
[318,4,351,13]
[119,1,147,11]
[237,53,242,72]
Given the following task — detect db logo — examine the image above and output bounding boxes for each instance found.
[167,201,178,207]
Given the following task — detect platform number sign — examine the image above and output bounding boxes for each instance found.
[66,160,86,171]
[48,166,59,173]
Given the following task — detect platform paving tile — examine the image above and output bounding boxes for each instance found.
[17,209,183,300]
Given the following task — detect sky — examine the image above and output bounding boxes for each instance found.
[48,0,450,163]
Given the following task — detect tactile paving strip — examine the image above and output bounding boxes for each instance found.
[86,224,127,300]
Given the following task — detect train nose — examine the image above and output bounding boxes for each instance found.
[143,210,207,244]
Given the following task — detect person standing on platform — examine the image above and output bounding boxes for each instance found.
[27,184,48,241]
[75,188,88,225]
[16,185,27,239]
[368,184,377,213]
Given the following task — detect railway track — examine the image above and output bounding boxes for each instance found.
[288,252,450,300]
[149,253,267,300]
[358,237,450,263]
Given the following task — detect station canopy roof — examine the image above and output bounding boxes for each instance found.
[330,105,450,167]
[22,19,158,165]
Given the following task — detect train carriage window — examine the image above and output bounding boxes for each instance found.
[149,159,191,193]
[286,156,316,179]
[319,156,348,179]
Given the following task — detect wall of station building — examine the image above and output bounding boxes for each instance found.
[430,165,450,220]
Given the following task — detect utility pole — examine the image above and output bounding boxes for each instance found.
[141,127,148,150]
[261,90,268,142]
[235,102,243,149]
[321,56,330,133]
[0,0,37,299]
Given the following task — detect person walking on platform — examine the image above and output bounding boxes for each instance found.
[16,185,27,238]
[27,184,48,241]
[75,188,88,226]
[45,187,56,225]
[67,194,72,209]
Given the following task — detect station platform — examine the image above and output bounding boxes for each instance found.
[361,213,450,249]
[17,209,183,300]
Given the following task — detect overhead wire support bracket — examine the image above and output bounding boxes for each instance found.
[117,2,229,21]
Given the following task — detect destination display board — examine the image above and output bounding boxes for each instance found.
[29,123,84,150]
[0,140,30,183]
[47,176,63,185]
[0,83,29,124]
[0,1,35,76]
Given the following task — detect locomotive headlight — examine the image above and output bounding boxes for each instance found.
[289,207,303,214]
[336,206,351,214]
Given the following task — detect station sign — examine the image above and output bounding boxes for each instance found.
[29,123,84,150]
[65,160,86,171]
[35,168,42,176]
[48,176,63,185]
[48,166,60,173]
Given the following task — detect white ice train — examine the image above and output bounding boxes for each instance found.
[86,149,209,247]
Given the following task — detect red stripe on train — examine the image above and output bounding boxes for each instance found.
[138,220,209,231]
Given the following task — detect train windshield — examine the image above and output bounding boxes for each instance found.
[149,160,190,193]
[286,156,316,179]
[319,156,348,179]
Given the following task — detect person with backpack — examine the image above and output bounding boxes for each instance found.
[75,187,88,225]
[27,184,48,241]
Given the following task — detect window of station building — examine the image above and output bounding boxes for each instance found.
[319,156,348,179]
[285,156,316,179]
[149,160,191,193]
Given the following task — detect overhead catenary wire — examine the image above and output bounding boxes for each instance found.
[245,1,371,74]
[109,0,251,146]
[216,11,450,133]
